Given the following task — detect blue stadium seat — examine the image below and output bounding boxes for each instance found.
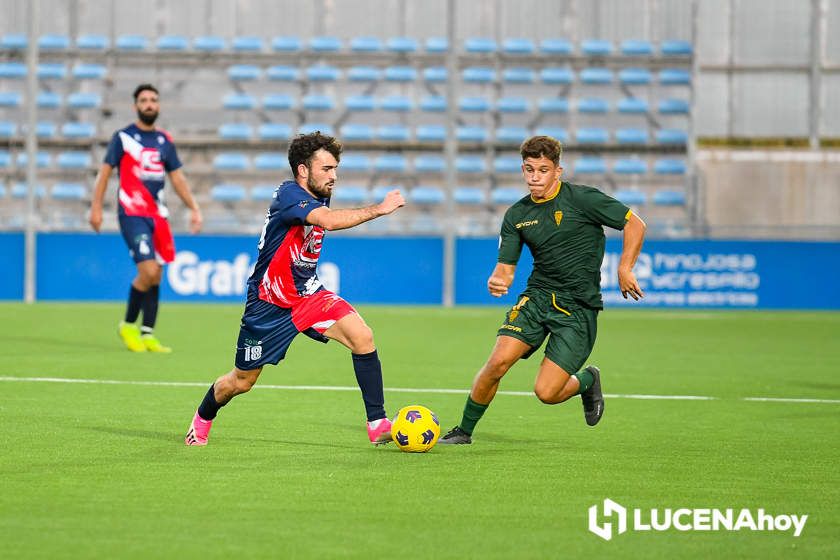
[384,66,417,82]
[57,151,92,169]
[36,122,56,138]
[374,154,407,173]
[416,125,446,142]
[251,184,278,201]
[377,124,411,141]
[655,129,689,145]
[332,185,368,204]
[340,154,371,172]
[37,91,62,109]
[615,128,649,144]
[72,63,107,80]
[658,98,690,114]
[538,97,569,113]
[456,156,486,174]
[116,35,147,50]
[302,94,335,111]
[0,184,7,197]
[77,34,108,50]
[454,187,487,205]
[540,38,574,54]
[379,95,413,112]
[409,214,442,234]
[0,150,11,168]
[271,36,302,52]
[420,96,447,112]
[459,96,490,112]
[211,184,247,203]
[1,34,27,50]
[574,157,607,174]
[156,35,188,50]
[310,36,342,52]
[218,123,253,140]
[37,63,66,80]
[541,67,574,84]
[619,68,652,85]
[463,67,496,83]
[580,68,613,84]
[423,66,447,83]
[307,65,341,81]
[502,67,536,84]
[213,153,249,170]
[654,159,687,175]
[496,126,529,143]
[262,94,295,111]
[0,121,16,137]
[494,156,523,174]
[51,182,86,200]
[425,37,448,52]
[254,153,286,170]
[653,190,687,206]
[661,40,692,56]
[0,62,26,78]
[618,97,650,114]
[0,92,22,107]
[388,37,417,52]
[492,187,524,205]
[575,128,609,144]
[232,36,263,51]
[345,95,376,111]
[613,158,648,175]
[61,122,96,139]
[351,37,383,52]
[578,97,609,114]
[228,65,261,81]
[340,123,375,141]
[298,123,334,135]
[223,93,256,110]
[497,97,529,113]
[12,182,46,197]
[613,189,647,205]
[414,155,445,173]
[266,65,300,81]
[410,186,445,205]
[193,36,225,51]
[534,127,569,142]
[659,69,691,85]
[620,40,654,56]
[348,66,381,82]
[39,34,70,50]
[67,91,102,109]
[503,38,535,55]
[457,126,487,142]
[258,123,292,140]
[581,39,613,56]
[464,37,497,53]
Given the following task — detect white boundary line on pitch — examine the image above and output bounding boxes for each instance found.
[1,376,840,404]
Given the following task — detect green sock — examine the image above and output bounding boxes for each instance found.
[573,369,595,394]
[459,396,489,435]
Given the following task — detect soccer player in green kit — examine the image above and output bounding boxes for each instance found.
[440,135,647,444]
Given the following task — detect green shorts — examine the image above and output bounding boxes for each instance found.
[497,289,599,373]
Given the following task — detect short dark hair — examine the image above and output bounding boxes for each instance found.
[288,132,343,177]
[133,83,159,101]
[520,135,563,165]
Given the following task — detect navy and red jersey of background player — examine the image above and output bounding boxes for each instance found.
[103,123,183,218]
[248,180,332,308]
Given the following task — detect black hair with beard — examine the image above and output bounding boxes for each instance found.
[288,132,342,178]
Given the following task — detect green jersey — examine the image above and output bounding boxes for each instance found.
[497,181,631,309]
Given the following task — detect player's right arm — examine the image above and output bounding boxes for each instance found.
[306,189,405,231]
[488,263,516,297]
[491,209,522,296]
[89,163,113,232]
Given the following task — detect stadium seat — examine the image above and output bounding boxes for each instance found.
[254,153,286,170]
[661,40,693,56]
[232,36,263,51]
[534,127,569,142]
[618,97,650,114]
[581,39,613,56]
[578,98,609,113]
[377,125,411,141]
[658,98,690,114]
[414,155,445,173]
[613,189,647,205]
[213,153,249,171]
[409,214,443,234]
[193,36,225,51]
[384,66,417,82]
[12,182,46,197]
[51,182,86,200]
[35,122,56,138]
[494,156,523,174]
[61,122,96,139]
[425,37,448,52]
[345,95,376,111]
[0,92,22,107]
[619,68,652,85]
[613,158,648,175]
[502,67,536,84]
[574,157,607,174]
[251,184,278,201]
[348,66,381,82]
[1,34,27,50]
[39,34,70,50]
[271,36,302,52]
[492,187,524,205]
[266,65,300,81]
[496,97,529,113]
[540,38,574,54]
[541,67,574,84]
[156,35,188,50]
[0,62,26,79]
[310,36,342,52]
[37,63,66,80]
[379,95,413,112]
[332,185,368,204]
[340,154,371,172]
[0,150,10,168]
[655,129,689,145]
[580,68,613,84]
[457,126,487,142]
[463,67,496,83]
[416,125,446,142]
[575,128,609,144]
[72,63,107,80]
[211,184,247,203]
[37,92,62,109]
[298,123,334,135]
[302,94,335,111]
[57,151,92,169]
[420,96,447,112]
[620,40,654,56]
[374,154,407,173]
[464,37,497,53]
[223,93,256,110]
[262,94,296,110]
[218,123,253,140]
[258,123,292,140]
[388,37,418,52]
[456,156,486,174]
[410,186,445,205]
[116,35,147,50]
[659,69,692,85]
[459,96,490,112]
[228,65,261,81]
[654,190,687,206]
[615,128,649,144]
[423,66,447,83]
[454,187,487,205]
[496,126,529,143]
[0,121,16,138]
[340,123,375,141]
[503,38,535,55]
[76,34,108,50]
[307,65,341,82]
[654,159,687,175]
[351,37,383,52]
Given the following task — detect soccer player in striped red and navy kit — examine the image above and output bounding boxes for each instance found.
[185,132,405,446]
[90,84,202,353]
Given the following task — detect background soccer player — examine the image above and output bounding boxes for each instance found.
[185,132,405,446]
[439,135,647,444]
[89,83,202,353]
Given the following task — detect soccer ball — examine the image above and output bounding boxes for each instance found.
[391,405,440,453]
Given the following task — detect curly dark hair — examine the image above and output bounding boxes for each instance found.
[288,132,343,177]
[133,83,159,101]
[520,135,563,165]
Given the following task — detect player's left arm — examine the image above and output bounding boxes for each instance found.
[168,168,203,234]
[618,212,647,300]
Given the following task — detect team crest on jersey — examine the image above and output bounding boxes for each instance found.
[554,210,563,225]
[298,200,310,208]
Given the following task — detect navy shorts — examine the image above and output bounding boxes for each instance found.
[119,215,157,263]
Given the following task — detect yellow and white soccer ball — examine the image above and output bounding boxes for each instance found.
[391,405,441,452]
